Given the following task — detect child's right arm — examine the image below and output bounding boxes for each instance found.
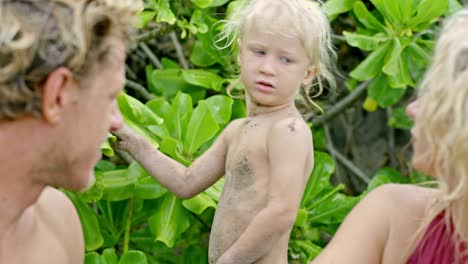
[113,123,229,199]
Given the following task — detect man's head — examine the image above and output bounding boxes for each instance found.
[0,0,141,190]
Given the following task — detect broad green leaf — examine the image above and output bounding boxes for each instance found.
[101,139,114,157]
[160,137,191,166]
[353,1,386,31]
[382,38,404,77]
[120,94,163,126]
[118,250,148,264]
[135,176,168,200]
[65,192,104,251]
[182,70,225,91]
[205,178,225,202]
[150,69,191,99]
[344,32,388,51]
[170,92,193,142]
[137,11,156,29]
[148,193,191,247]
[183,100,220,156]
[102,248,118,264]
[190,40,218,67]
[84,252,101,264]
[323,0,357,19]
[308,193,361,224]
[146,98,172,121]
[367,167,408,191]
[117,93,160,149]
[368,73,407,107]
[311,126,327,150]
[182,192,217,214]
[191,0,213,8]
[101,169,136,201]
[301,152,335,207]
[156,0,176,25]
[95,160,116,172]
[79,172,104,203]
[350,42,391,81]
[387,48,414,88]
[161,58,181,69]
[369,0,399,25]
[407,43,431,63]
[408,0,448,27]
[388,107,414,129]
[210,0,230,7]
[205,95,234,127]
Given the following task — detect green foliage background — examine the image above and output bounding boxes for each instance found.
[69,0,463,263]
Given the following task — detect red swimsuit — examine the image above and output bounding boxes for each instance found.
[407,213,467,263]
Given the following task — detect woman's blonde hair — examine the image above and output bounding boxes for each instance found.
[0,0,142,120]
[217,0,336,111]
[404,8,468,262]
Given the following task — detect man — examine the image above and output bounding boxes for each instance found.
[0,0,140,262]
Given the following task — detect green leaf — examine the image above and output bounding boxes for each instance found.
[295,208,308,227]
[382,38,404,77]
[323,0,357,19]
[369,0,399,25]
[308,193,361,224]
[183,100,220,156]
[148,193,191,247]
[161,58,181,69]
[368,73,407,107]
[101,139,114,157]
[353,1,386,32]
[205,95,234,127]
[150,69,190,99]
[156,0,176,25]
[344,31,388,51]
[210,0,230,7]
[121,94,163,126]
[79,172,104,203]
[118,250,148,264]
[65,192,104,251]
[190,40,218,67]
[135,176,168,200]
[408,0,448,27]
[367,167,408,191]
[182,192,217,214]
[101,169,136,201]
[170,92,193,142]
[290,240,322,261]
[388,107,414,129]
[350,42,391,81]
[137,11,156,29]
[117,93,160,149]
[191,0,213,8]
[85,252,102,264]
[160,137,191,166]
[301,152,335,207]
[182,70,225,91]
[205,178,225,202]
[102,249,118,264]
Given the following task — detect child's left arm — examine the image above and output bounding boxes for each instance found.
[217,119,314,264]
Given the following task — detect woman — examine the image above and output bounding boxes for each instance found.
[312,9,468,264]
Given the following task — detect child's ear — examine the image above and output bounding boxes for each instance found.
[303,65,318,86]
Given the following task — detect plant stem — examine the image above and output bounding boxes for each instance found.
[123,196,135,254]
[139,43,163,70]
[170,32,189,69]
[125,80,155,101]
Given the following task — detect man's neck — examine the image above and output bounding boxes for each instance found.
[0,120,46,239]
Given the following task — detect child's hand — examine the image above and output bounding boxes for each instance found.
[111,124,135,152]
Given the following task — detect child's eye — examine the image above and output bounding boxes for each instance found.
[280,56,293,64]
[252,49,266,56]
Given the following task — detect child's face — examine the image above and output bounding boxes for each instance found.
[238,26,316,107]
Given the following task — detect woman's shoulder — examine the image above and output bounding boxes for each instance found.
[371,184,439,212]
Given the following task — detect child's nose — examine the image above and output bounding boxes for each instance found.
[259,56,276,75]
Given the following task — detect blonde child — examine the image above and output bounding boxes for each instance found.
[312,9,468,264]
[114,0,335,263]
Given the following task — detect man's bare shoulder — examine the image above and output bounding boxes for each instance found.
[36,187,84,262]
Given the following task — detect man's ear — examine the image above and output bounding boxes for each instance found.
[303,65,318,87]
[41,67,79,124]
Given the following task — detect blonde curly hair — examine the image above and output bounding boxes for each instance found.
[217,0,336,111]
[404,8,468,263]
[0,0,142,120]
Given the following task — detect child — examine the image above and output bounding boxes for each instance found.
[114,0,335,263]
